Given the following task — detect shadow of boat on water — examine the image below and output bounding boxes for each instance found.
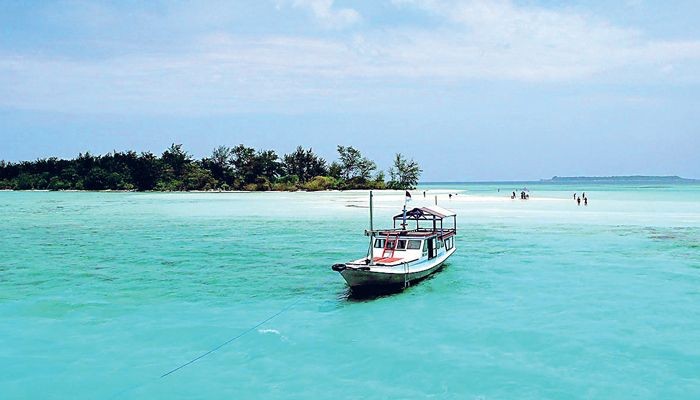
[341,286,405,302]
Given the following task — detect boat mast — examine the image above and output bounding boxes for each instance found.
[368,190,375,265]
[401,192,408,230]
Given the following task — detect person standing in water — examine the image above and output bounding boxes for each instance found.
[573,192,577,200]
[584,197,588,206]
[577,197,581,206]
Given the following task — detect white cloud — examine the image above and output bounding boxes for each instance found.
[282,0,361,28]
[1,0,700,114]
[388,0,700,81]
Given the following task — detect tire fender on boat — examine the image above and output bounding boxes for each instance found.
[331,263,347,272]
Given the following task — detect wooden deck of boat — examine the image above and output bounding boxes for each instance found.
[372,256,402,263]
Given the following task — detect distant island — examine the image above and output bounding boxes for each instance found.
[542,176,698,183]
[0,144,421,192]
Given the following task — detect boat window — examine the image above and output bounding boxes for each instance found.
[422,241,428,256]
[397,240,407,250]
[445,237,453,250]
[374,239,385,248]
[407,240,421,250]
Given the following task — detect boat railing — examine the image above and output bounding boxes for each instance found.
[365,227,457,237]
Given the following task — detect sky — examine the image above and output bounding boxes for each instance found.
[1,0,699,181]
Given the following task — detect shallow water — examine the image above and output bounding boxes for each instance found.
[1,184,700,399]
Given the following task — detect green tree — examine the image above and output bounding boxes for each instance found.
[254,150,282,182]
[328,161,343,179]
[130,152,160,191]
[83,167,109,190]
[202,146,233,186]
[159,144,192,190]
[229,145,281,187]
[229,144,257,186]
[336,145,377,181]
[14,173,37,190]
[161,144,191,177]
[182,163,217,190]
[282,146,328,183]
[388,153,422,190]
[74,152,97,179]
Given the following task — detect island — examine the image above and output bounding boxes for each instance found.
[541,176,699,184]
[0,144,422,192]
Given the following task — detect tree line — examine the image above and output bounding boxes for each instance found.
[0,144,422,192]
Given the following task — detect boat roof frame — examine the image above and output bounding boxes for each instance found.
[392,206,457,221]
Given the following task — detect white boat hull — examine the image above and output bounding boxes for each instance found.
[336,248,456,289]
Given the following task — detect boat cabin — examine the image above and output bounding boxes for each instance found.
[366,205,457,266]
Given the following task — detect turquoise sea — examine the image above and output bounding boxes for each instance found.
[1,183,700,399]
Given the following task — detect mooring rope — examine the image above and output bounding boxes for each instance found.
[110,295,304,398]
[160,297,302,378]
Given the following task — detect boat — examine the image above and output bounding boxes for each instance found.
[331,191,457,291]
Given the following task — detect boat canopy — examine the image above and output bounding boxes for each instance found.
[393,205,456,221]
